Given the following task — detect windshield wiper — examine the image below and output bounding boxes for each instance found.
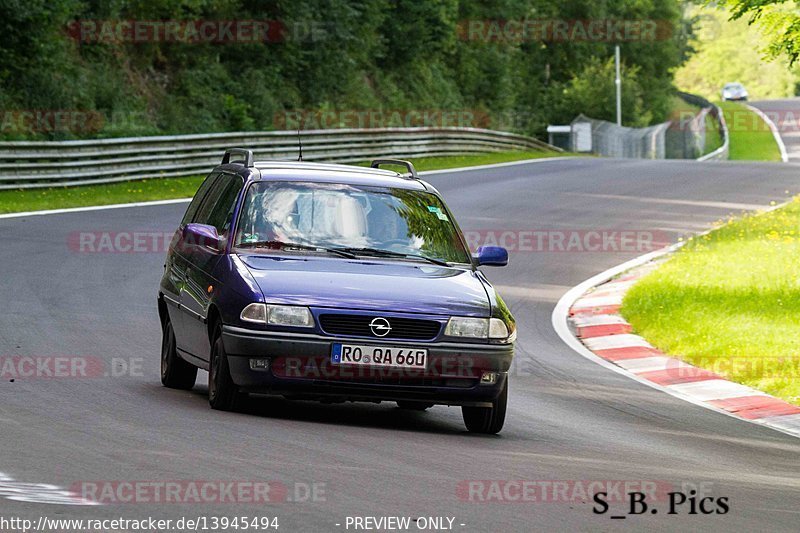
[237,240,356,259]
[336,247,450,266]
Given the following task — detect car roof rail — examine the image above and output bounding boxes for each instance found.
[370,159,418,180]
[221,148,254,167]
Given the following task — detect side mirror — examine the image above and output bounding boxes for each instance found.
[473,246,508,267]
[183,223,222,252]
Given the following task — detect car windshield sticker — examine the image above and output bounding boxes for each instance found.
[427,205,449,221]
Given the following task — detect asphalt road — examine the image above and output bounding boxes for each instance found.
[2,157,800,532]
[751,98,800,161]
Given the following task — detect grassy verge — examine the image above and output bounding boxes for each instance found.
[0,150,566,214]
[621,198,800,405]
[667,95,701,121]
[365,150,565,172]
[0,176,207,214]
[720,101,782,161]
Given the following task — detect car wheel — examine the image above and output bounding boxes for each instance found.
[462,379,508,434]
[208,326,242,411]
[396,401,434,411]
[161,316,197,390]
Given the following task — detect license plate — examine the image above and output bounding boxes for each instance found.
[331,343,428,369]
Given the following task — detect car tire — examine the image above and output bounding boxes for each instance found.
[396,401,434,411]
[208,326,242,411]
[462,379,508,434]
[161,316,197,390]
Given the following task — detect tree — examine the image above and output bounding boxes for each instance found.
[712,0,800,64]
[675,5,798,99]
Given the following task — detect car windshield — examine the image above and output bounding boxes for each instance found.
[234,181,471,264]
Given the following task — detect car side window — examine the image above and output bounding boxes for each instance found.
[180,172,220,226]
[195,174,244,237]
[192,174,230,226]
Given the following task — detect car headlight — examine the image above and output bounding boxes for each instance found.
[489,318,509,339]
[240,303,314,327]
[445,317,514,342]
[240,303,267,323]
[445,317,489,338]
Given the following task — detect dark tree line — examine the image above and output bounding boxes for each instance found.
[0,0,692,140]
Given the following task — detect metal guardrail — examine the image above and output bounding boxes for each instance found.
[0,127,560,190]
[674,92,729,161]
[571,114,671,159]
[666,107,710,159]
[696,106,729,162]
[568,95,728,161]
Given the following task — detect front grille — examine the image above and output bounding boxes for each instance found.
[319,314,441,340]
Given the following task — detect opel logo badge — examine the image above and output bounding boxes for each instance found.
[369,317,392,337]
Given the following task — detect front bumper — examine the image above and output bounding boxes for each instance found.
[221,325,514,407]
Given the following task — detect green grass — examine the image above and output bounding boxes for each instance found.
[0,176,206,214]
[720,101,782,161]
[667,95,702,121]
[0,150,566,215]
[358,150,567,172]
[621,198,800,405]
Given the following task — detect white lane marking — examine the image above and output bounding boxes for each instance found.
[419,156,579,176]
[0,198,191,220]
[583,333,653,351]
[568,193,769,212]
[616,356,687,373]
[0,157,579,220]
[667,380,766,402]
[754,413,800,435]
[570,314,629,327]
[747,104,790,163]
[0,471,99,506]
[571,294,624,309]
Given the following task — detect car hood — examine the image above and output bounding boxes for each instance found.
[237,254,491,316]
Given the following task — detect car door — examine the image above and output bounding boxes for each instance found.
[167,172,221,354]
[181,172,244,361]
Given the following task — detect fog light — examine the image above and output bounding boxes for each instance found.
[249,358,270,370]
[480,372,497,385]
